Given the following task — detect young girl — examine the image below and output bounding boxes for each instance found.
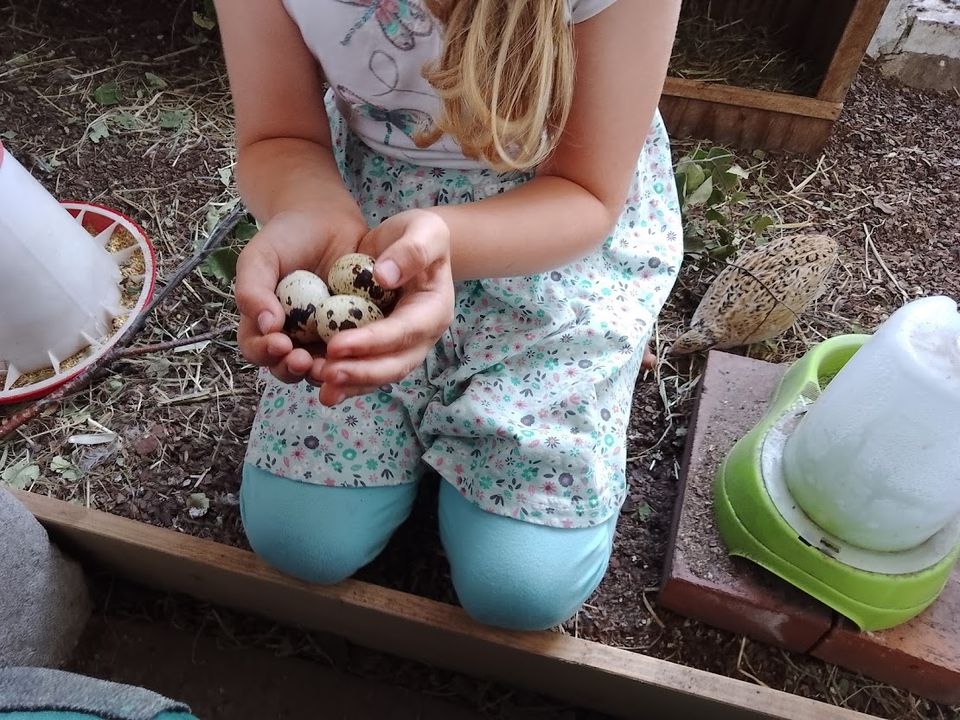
[216,0,683,631]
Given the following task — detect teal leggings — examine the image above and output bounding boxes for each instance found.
[240,464,617,631]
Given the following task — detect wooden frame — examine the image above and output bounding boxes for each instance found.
[13,488,877,720]
[660,0,890,154]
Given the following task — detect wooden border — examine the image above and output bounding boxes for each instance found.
[817,0,890,102]
[660,79,839,155]
[658,0,890,154]
[13,489,877,720]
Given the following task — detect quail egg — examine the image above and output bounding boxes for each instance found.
[327,253,397,311]
[314,294,384,343]
[275,270,330,343]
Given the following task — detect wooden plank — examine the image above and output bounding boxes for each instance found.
[817,0,890,102]
[663,77,841,120]
[12,489,876,720]
[659,94,834,155]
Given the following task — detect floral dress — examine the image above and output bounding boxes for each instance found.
[244,0,684,529]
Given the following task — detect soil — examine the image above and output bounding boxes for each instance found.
[2,1,959,719]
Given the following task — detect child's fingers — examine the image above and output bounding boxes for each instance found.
[235,242,284,334]
[373,223,449,289]
[268,347,314,384]
[238,314,293,365]
[326,294,452,360]
[321,347,425,388]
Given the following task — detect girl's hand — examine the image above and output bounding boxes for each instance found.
[316,209,454,406]
[235,209,366,384]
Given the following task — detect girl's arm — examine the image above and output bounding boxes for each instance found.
[216,0,368,382]
[328,0,681,396]
[365,0,682,281]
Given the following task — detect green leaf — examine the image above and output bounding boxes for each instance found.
[751,215,776,235]
[217,165,232,187]
[683,233,707,253]
[50,455,83,482]
[234,220,259,241]
[192,10,217,30]
[111,111,140,130]
[88,120,110,144]
[679,161,706,191]
[635,502,653,522]
[144,72,168,90]
[685,175,714,207]
[202,247,240,285]
[1,130,17,140]
[2,458,40,489]
[92,80,121,106]
[158,108,191,131]
[705,207,727,226]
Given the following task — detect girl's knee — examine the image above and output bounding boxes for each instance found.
[452,565,594,631]
[439,481,615,631]
[240,464,416,584]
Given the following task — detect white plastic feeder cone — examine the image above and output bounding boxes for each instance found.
[783,295,960,552]
[0,142,124,390]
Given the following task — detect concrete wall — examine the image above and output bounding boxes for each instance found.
[867,0,960,93]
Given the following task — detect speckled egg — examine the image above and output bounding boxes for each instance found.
[314,294,384,343]
[327,253,397,311]
[275,270,330,343]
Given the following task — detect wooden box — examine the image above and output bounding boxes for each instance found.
[660,0,890,154]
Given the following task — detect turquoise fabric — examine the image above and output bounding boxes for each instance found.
[241,463,616,629]
[241,462,417,584]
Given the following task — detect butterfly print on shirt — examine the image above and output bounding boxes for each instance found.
[336,0,434,50]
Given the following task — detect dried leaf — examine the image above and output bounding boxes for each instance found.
[192,11,217,30]
[88,121,110,144]
[111,111,141,130]
[144,72,168,90]
[92,80,121,106]
[67,432,117,446]
[2,458,40,489]
[158,108,191,132]
[202,247,240,285]
[873,196,896,215]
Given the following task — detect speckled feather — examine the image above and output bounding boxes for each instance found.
[672,234,839,354]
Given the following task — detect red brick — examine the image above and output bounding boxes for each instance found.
[661,350,960,705]
[813,569,960,705]
[660,350,834,653]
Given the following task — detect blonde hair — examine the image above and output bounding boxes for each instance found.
[417,0,575,171]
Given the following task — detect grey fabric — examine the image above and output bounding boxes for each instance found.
[0,667,190,718]
[0,488,91,667]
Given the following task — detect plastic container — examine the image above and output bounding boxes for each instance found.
[0,141,123,384]
[782,295,960,552]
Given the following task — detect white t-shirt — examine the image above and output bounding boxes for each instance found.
[282,0,619,169]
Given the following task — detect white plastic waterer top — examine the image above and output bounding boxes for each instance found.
[781,295,960,554]
[0,142,128,390]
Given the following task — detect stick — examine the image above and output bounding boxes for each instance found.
[114,325,231,359]
[0,206,246,441]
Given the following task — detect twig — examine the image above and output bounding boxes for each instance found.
[0,206,246,441]
[863,222,909,302]
[114,325,231,359]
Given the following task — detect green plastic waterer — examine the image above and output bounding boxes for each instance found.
[715,296,960,631]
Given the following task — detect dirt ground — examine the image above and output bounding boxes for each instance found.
[1,1,959,718]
